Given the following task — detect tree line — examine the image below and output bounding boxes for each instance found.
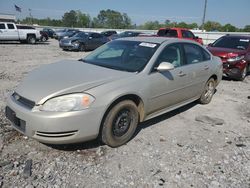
[18,9,250,32]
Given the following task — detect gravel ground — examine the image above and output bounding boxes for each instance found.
[0,39,250,188]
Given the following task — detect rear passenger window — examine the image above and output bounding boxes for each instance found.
[182,30,195,39]
[183,44,204,64]
[0,24,5,29]
[7,24,15,29]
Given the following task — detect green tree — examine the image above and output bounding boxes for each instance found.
[62,10,77,27]
[76,10,91,27]
[93,9,132,29]
[203,21,222,31]
[222,23,237,32]
[243,25,250,32]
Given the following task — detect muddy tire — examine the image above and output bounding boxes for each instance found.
[101,100,139,147]
[199,78,216,104]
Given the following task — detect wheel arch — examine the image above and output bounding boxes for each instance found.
[98,94,145,137]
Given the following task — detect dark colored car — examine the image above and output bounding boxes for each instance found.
[54,29,79,40]
[40,31,49,42]
[58,30,80,41]
[59,32,109,51]
[42,28,55,38]
[101,30,117,37]
[207,35,250,81]
[157,28,203,45]
[110,31,142,40]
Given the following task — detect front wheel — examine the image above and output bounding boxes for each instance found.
[101,100,139,147]
[199,78,216,104]
[78,43,85,52]
[238,65,248,81]
[41,36,47,42]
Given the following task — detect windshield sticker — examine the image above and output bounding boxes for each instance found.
[139,42,157,48]
[240,39,249,42]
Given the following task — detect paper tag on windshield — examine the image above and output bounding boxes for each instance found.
[139,42,157,48]
[240,39,249,42]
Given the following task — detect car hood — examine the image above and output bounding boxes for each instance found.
[207,46,246,58]
[15,60,133,104]
[60,37,82,43]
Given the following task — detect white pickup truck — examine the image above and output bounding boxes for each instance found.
[0,22,41,44]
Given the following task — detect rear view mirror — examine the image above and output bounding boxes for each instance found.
[157,62,174,72]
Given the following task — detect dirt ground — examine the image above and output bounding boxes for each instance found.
[0,39,249,188]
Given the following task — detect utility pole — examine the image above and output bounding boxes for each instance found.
[201,0,207,31]
[29,8,33,25]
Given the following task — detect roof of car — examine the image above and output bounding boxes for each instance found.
[117,36,190,44]
[224,34,250,39]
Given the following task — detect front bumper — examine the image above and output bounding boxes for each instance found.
[5,94,105,144]
[223,61,247,79]
[59,43,79,51]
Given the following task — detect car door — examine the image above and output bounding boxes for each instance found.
[147,43,197,114]
[182,43,213,94]
[6,23,19,40]
[92,33,104,49]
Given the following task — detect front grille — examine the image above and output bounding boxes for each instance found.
[12,92,35,109]
[35,130,78,138]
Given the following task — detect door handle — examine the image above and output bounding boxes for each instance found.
[178,71,186,77]
[204,65,209,70]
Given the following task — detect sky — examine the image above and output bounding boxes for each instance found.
[0,0,249,28]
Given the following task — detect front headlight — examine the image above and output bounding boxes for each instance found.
[40,93,95,112]
[72,41,79,46]
[228,55,244,63]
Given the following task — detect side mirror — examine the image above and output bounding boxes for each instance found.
[156,62,174,72]
[195,36,199,39]
[208,43,212,47]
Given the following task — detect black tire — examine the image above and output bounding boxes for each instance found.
[78,43,85,52]
[27,35,36,44]
[101,100,139,147]
[199,78,216,104]
[41,36,47,42]
[238,65,247,81]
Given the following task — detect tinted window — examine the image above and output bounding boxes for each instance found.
[83,40,159,72]
[212,36,250,50]
[157,29,178,37]
[182,30,195,39]
[0,23,5,29]
[91,33,102,38]
[183,44,204,64]
[155,44,183,68]
[7,24,15,29]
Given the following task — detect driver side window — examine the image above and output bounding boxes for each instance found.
[154,44,183,70]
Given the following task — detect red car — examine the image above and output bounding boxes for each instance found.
[207,35,250,81]
[157,27,203,45]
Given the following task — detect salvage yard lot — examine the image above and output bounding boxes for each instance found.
[0,39,250,187]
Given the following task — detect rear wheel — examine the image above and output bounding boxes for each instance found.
[101,100,139,147]
[199,78,216,104]
[27,35,36,44]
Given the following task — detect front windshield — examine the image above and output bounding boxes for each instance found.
[83,40,159,72]
[212,36,250,50]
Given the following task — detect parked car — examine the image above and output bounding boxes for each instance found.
[157,28,203,45]
[59,31,109,51]
[207,35,250,81]
[101,30,117,37]
[54,29,79,40]
[110,31,142,40]
[42,28,55,38]
[0,22,41,44]
[58,30,80,41]
[5,37,222,147]
[40,31,49,42]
